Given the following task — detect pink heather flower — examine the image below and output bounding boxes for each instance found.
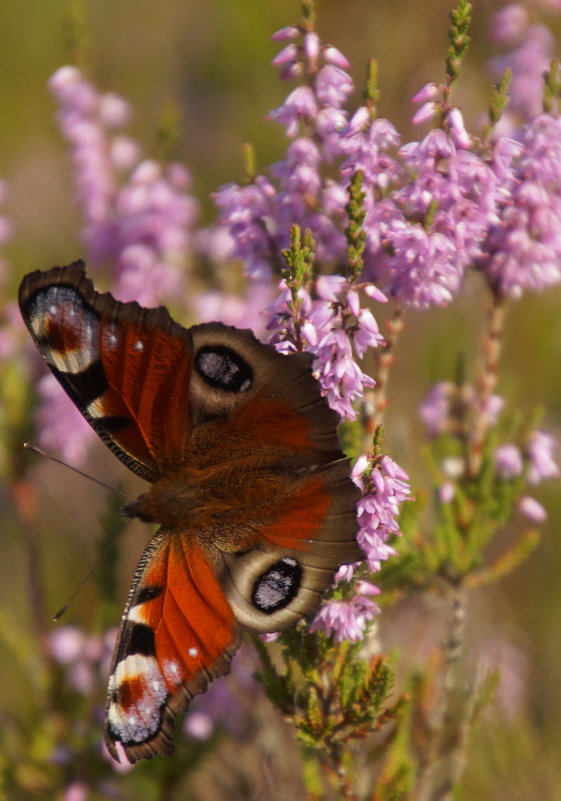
[309,593,380,643]
[479,117,561,297]
[323,45,350,70]
[351,127,505,309]
[489,23,555,122]
[494,443,524,479]
[35,374,96,467]
[271,25,299,42]
[213,176,277,280]
[489,4,529,46]
[334,562,360,583]
[304,32,320,67]
[518,495,547,522]
[46,625,113,695]
[447,107,471,149]
[272,43,299,68]
[526,430,560,485]
[352,453,411,572]
[419,382,504,437]
[184,711,214,741]
[269,86,318,137]
[50,67,197,307]
[217,28,355,276]
[439,481,456,503]
[419,381,455,436]
[266,276,384,420]
[412,82,441,105]
[412,102,438,126]
[64,782,88,801]
[193,282,273,336]
[315,65,353,108]
[259,631,281,643]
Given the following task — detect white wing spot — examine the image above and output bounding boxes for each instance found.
[188,647,198,658]
[134,340,144,351]
[163,659,183,686]
[48,304,57,315]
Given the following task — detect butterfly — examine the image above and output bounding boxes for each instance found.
[18,261,360,762]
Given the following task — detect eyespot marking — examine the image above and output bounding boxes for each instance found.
[195,345,253,393]
[252,557,302,614]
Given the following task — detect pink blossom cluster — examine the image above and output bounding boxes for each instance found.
[47,624,115,695]
[479,115,561,298]
[49,66,198,306]
[310,452,411,642]
[266,273,385,420]
[418,381,505,437]
[488,1,561,127]
[214,25,354,279]
[494,430,560,520]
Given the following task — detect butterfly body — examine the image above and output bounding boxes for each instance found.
[19,262,360,762]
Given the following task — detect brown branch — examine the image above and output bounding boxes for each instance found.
[467,290,507,476]
[361,304,404,450]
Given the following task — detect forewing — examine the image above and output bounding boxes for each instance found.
[19,262,194,480]
[104,530,240,762]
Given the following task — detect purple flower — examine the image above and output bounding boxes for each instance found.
[488,4,529,46]
[35,374,96,467]
[309,592,380,643]
[47,625,115,695]
[419,382,505,437]
[347,126,506,309]
[494,443,524,479]
[64,782,89,801]
[269,86,318,137]
[193,282,273,336]
[216,25,355,277]
[419,381,456,436]
[518,495,547,521]
[266,275,385,420]
[489,21,555,123]
[479,116,561,298]
[50,67,198,306]
[526,430,560,484]
[352,453,411,572]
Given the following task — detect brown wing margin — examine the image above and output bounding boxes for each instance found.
[18,262,195,481]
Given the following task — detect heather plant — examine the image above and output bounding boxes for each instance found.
[1,1,561,800]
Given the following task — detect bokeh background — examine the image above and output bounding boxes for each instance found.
[1,0,561,798]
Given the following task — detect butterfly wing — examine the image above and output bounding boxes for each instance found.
[218,459,361,632]
[19,261,195,481]
[105,529,240,763]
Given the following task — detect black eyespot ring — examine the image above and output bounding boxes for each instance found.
[195,345,253,393]
[252,557,302,614]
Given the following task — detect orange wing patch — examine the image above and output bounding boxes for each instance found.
[105,533,239,762]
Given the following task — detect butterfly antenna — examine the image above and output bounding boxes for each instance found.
[53,557,103,621]
[23,442,134,502]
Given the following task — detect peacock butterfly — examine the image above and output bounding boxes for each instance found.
[18,261,360,762]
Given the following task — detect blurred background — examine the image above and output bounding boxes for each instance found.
[1,0,561,798]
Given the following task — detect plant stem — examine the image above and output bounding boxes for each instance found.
[468,290,507,476]
[416,587,468,801]
[362,304,404,449]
